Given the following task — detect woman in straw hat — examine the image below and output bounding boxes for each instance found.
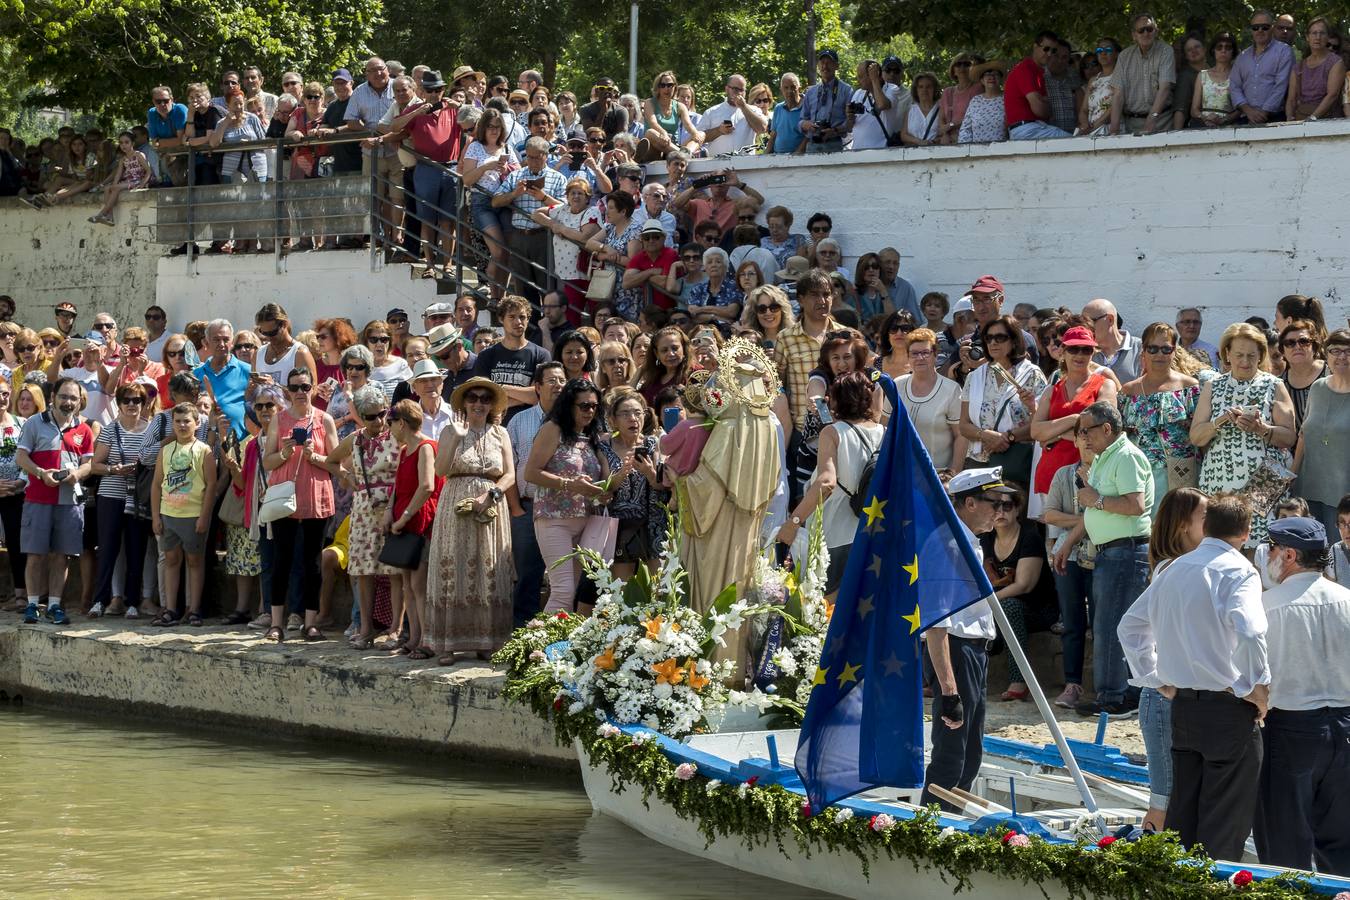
[425,376,516,664]
[958,60,1009,143]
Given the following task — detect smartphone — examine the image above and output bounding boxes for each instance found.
[53,470,70,483]
[291,426,310,445]
[321,377,339,394]
[722,119,733,126]
[761,339,775,351]
[661,406,681,433]
[523,177,545,190]
[67,338,87,352]
[477,309,492,328]
[813,396,833,425]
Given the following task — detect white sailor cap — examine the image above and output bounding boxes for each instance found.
[945,466,1015,497]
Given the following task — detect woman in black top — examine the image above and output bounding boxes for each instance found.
[979,483,1057,701]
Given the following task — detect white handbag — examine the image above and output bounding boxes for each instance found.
[258,481,297,524]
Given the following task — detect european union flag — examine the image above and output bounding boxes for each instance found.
[794,375,995,811]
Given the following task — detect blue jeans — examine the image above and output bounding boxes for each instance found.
[1138,686,1173,811]
[1052,560,1092,685]
[805,138,843,154]
[412,161,459,238]
[511,499,546,626]
[1091,540,1150,704]
[1009,121,1072,140]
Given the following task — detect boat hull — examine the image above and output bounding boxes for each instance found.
[575,740,1071,900]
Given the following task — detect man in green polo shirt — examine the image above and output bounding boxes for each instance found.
[1074,399,1154,716]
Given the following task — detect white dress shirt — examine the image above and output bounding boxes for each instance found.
[1262,570,1350,710]
[701,99,757,156]
[1119,537,1271,697]
[931,518,996,640]
[419,397,452,441]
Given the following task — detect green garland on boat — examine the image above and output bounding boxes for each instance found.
[496,616,1319,899]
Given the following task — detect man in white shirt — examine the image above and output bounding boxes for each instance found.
[920,466,1005,810]
[847,58,908,151]
[1254,517,1350,876]
[506,361,566,626]
[1176,308,1220,368]
[1118,492,1270,862]
[700,74,767,157]
[410,359,451,439]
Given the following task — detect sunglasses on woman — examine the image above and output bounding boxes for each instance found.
[465,392,493,404]
[575,401,599,411]
[756,304,780,314]
[344,363,369,372]
[288,382,312,393]
[361,410,388,421]
[367,335,391,344]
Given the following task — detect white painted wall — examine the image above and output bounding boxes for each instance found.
[5,121,1350,341]
[687,120,1350,340]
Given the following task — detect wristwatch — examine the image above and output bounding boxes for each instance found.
[488,486,504,503]
[1093,495,1105,511]
[791,515,804,526]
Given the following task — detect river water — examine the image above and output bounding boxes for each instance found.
[0,708,827,899]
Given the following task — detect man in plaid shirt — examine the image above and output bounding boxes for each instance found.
[773,268,843,504]
[494,136,567,302]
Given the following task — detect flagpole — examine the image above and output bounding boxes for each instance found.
[983,593,1107,835]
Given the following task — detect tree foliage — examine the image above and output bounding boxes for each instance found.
[0,0,381,123]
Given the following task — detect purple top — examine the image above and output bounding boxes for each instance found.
[1230,41,1294,112]
[1297,53,1342,106]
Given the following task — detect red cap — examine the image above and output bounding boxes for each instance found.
[970,275,1004,295]
[1060,326,1098,348]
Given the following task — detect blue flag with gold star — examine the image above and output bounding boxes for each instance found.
[794,375,995,810]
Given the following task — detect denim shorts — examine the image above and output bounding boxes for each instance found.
[469,192,510,233]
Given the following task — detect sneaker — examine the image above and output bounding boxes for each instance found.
[1054,684,1083,709]
[87,602,105,618]
[22,603,38,624]
[343,623,358,639]
[248,613,272,630]
[286,613,303,630]
[47,605,70,625]
[125,606,140,619]
[1100,700,1139,718]
[1074,698,1103,717]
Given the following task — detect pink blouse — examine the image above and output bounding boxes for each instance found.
[270,407,335,519]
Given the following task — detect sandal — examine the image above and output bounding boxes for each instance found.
[302,626,325,642]
[185,612,204,627]
[264,626,284,643]
[150,610,180,627]
[350,636,374,650]
[437,654,457,666]
[407,647,435,660]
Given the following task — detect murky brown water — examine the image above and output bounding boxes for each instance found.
[0,708,828,898]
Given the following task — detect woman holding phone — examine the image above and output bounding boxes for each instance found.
[88,382,152,618]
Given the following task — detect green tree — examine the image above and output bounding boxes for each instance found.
[0,0,382,123]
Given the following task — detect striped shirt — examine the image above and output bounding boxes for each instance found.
[96,420,151,508]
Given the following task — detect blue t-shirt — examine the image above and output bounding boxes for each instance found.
[194,356,251,438]
[770,102,804,154]
[146,104,189,139]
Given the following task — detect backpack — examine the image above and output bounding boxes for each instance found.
[840,422,881,518]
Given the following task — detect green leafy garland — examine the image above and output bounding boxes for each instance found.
[496,619,1321,900]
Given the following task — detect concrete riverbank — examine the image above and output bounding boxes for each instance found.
[0,610,1143,764]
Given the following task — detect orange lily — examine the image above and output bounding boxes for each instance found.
[594,645,617,671]
[684,659,710,691]
[652,657,684,684]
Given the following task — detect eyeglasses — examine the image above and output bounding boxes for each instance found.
[361,410,388,421]
[256,325,281,337]
[889,322,914,333]
[1251,23,1272,31]
[92,322,115,330]
[116,396,144,406]
[1327,346,1350,358]
[657,82,675,89]
[305,94,322,100]
[575,401,599,411]
[991,500,1017,512]
[16,345,35,353]
[233,343,257,352]
[1177,318,1201,326]
[737,214,756,222]
[145,312,165,321]
[343,363,369,372]
[1281,337,1315,349]
[366,335,391,344]
[984,332,1012,343]
[166,349,186,358]
[55,310,76,318]
[1064,346,1095,356]
[825,330,854,341]
[253,402,276,411]
[288,383,312,392]
[681,255,701,263]
[1145,344,1175,355]
[756,304,781,314]
[908,348,934,358]
[465,392,494,404]
[1095,46,1116,54]
[42,339,60,348]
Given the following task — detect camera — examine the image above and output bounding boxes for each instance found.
[426,99,445,112]
[690,173,726,189]
[964,334,985,363]
[569,151,585,167]
[847,101,866,115]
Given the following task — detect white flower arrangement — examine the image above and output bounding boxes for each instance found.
[552,542,766,739]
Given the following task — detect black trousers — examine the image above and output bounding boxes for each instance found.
[268,517,327,613]
[0,493,25,592]
[401,167,421,255]
[1166,689,1262,862]
[506,226,549,304]
[93,496,147,608]
[921,635,987,810]
[1255,706,1350,876]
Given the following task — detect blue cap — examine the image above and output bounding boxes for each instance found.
[817,49,839,63]
[332,68,353,83]
[1268,516,1328,551]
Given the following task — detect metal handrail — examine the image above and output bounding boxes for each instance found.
[157,131,375,157]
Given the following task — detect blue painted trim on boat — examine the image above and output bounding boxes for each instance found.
[982,735,1150,786]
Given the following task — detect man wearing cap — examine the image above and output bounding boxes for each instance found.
[385,308,411,354]
[1119,492,1268,861]
[421,301,453,338]
[800,50,852,153]
[345,57,397,246]
[471,296,550,423]
[921,466,1003,810]
[944,276,1037,381]
[409,359,451,439]
[623,220,681,311]
[551,127,612,194]
[579,78,628,141]
[452,65,485,97]
[1076,400,1153,717]
[701,74,768,157]
[1083,298,1142,382]
[1254,517,1350,875]
[847,59,908,151]
[53,302,78,338]
[494,136,567,303]
[1004,32,1073,140]
[393,70,463,273]
[422,323,477,396]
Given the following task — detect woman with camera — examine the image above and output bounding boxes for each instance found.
[459,108,520,298]
[601,389,667,577]
[261,367,339,642]
[958,314,1048,485]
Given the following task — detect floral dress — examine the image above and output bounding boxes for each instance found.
[1119,384,1200,508]
[1199,371,1289,544]
[425,425,515,653]
[600,436,670,561]
[225,434,262,576]
[603,220,644,320]
[686,278,745,312]
[347,429,401,576]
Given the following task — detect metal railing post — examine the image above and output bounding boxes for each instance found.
[274,137,285,273]
[369,154,379,272]
[186,146,196,276]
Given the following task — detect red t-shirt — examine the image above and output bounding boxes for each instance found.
[406,107,463,164]
[625,246,680,309]
[1003,57,1046,126]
